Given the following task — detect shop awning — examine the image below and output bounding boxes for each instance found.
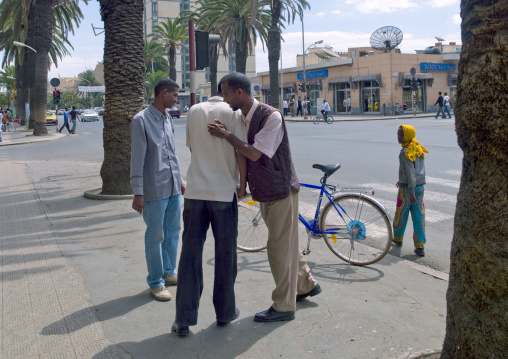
[260,82,296,90]
[352,74,382,87]
[398,72,434,87]
[327,76,352,84]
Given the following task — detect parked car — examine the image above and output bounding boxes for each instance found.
[46,111,57,125]
[96,108,104,115]
[81,109,100,122]
[58,109,65,115]
[168,106,181,118]
[78,109,85,115]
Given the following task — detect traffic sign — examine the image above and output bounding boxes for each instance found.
[410,67,416,76]
[254,85,260,92]
[50,77,60,87]
[310,78,318,85]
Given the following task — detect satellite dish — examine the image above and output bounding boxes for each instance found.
[370,26,403,52]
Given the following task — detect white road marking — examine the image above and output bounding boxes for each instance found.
[426,176,460,189]
[361,183,457,205]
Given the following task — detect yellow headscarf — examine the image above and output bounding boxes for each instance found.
[400,125,429,161]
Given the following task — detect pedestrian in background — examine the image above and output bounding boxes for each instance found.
[296,96,303,117]
[307,97,311,116]
[130,78,185,301]
[434,91,446,119]
[208,72,321,323]
[289,96,295,117]
[172,79,247,337]
[0,110,3,142]
[393,125,428,257]
[443,92,452,118]
[283,98,288,117]
[58,108,71,133]
[69,106,79,134]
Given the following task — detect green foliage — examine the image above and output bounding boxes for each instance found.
[144,71,167,103]
[144,37,168,74]
[0,65,16,108]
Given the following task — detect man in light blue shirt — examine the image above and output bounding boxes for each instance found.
[130,78,185,302]
[318,100,331,121]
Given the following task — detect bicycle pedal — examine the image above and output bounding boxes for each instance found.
[302,249,311,255]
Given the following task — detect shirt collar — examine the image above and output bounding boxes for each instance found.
[148,104,168,121]
[242,98,259,125]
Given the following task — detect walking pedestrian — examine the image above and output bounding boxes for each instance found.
[69,106,79,134]
[434,92,446,119]
[58,108,71,133]
[172,79,247,337]
[208,72,321,323]
[283,98,288,117]
[443,92,452,118]
[307,97,311,116]
[130,78,185,301]
[289,96,295,117]
[392,125,428,256]
[296,96,303,117]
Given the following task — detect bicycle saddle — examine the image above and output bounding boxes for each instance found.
[312,164,341,177]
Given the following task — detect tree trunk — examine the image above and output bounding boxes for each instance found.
[169,46,176,81]
[235,38,248,74]
[268,0,281,110]
[209,44,219,96]
[441,1,508,358]
[30,0,53,136]
[15,63,28,126]
[99,0,145,195]
[24,4,37,130]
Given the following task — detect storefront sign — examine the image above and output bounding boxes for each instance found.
[297,69,328,80]
[78,86,105,92]
[420,63,456,72]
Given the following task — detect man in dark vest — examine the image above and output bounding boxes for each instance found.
[208,72,321,323]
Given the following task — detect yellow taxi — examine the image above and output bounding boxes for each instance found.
[46,110,57,125]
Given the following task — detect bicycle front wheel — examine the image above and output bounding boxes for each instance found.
[326,116,334,124]
[320,195,392,265]
[237,195,268,252]
[312,116,320,124]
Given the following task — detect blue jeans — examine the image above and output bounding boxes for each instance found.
[176,196,238,326]
[435,106,446,119]
[142,194,181,288]
[444,105,452,118]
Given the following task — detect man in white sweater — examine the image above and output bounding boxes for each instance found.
[172,81,247,337]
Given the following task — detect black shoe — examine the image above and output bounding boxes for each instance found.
[217,307,240,326]
[414,248,425,256]
[296,283,322,302]
[171,322,189,337]
[392,239,403,247]
[254,307,295,322]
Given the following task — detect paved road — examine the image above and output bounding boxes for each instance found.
[2,115,458,273]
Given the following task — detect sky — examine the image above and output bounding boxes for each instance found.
[29,0,461,79]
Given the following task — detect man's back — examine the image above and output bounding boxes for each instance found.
[185,97,246,202]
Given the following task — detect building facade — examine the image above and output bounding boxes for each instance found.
[260,48,459,116]
[143,0,257,107]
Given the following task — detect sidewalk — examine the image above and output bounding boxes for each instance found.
[0,127,65,147]
[0,160,448,358]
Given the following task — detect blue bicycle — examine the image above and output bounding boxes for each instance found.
[237,164,393,266]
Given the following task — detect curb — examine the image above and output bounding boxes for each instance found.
[84,188,134,200]
[395,349,442,359]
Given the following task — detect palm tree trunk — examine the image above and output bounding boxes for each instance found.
[235,38,248,74]
[15,63,27,125]
[441,1,508,358]
[24,4,37,130]
[99,0,145,195]
[268,0,282,110]
[31,0,53,136]
[169,47,176,81]
[209,44,219,96]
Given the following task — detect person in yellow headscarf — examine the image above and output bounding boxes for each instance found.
[393,125,429,256]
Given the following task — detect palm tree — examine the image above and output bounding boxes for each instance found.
[77,69,100,109]
[151,18,188,81]
[0,0,88,131]
[98,0,145,195]
[144,71,166,104]
[440,1,507,358]
[143,37,168,74]
[197,0,270,75]
[0,65,16,109]
[261,0,309,110]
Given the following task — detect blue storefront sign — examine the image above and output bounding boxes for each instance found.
[297,69,328,80]
[420,63,457,71]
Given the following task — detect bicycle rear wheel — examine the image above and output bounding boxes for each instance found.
[326,115,334,124]
[312,116,320,124]
[320,194,392,265]
[237,195,268,251]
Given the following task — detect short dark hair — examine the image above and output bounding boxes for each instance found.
[72,106,76,109]
[154,78,179,97]
[439,91,442,95]
[217,78,223,96]
[220,72,251,96]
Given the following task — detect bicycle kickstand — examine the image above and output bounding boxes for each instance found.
[302,233,312,255]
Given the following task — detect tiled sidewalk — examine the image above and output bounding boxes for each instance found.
[0,163,114,358]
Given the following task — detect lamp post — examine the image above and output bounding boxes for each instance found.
[301,37,322,118]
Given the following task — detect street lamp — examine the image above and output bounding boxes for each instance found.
[12,41,37,53]
[301,36,322,117]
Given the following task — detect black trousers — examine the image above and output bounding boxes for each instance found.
[59,120,71,133]
[296,106,303,116]
[175,196,238,326]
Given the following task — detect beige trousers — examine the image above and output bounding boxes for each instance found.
[260,190,317,312]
